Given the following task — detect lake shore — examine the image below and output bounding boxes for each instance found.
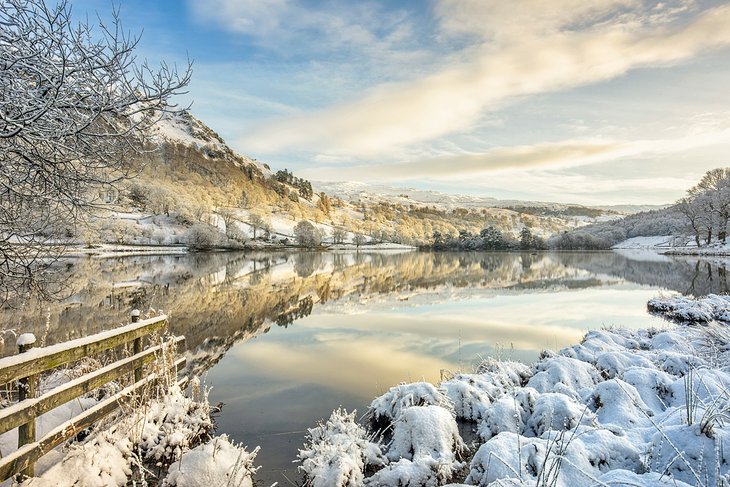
[299,318,729,486]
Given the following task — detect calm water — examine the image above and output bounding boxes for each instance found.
[3,250,730,484]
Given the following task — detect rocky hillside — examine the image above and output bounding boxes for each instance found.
[79,111,614,248]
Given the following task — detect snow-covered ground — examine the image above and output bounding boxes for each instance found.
[648,294,730,323]
[297,321,730,486]
[613,235,730,257]
[612,235,683,250]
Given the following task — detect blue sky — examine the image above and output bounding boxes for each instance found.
[74,0,730,205]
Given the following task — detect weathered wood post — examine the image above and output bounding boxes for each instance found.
[17,333,37,478]
[131,310,142,382]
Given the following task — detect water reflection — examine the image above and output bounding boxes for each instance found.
[2,250,730,358]
[3,250,730,484]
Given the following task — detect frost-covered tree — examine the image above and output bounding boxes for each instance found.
[331,227,347,244]
[248,213,268,240]
[294,220,322,247]
[0,0,191,303]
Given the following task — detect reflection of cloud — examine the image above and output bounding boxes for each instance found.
[235,3,730,157]
[231,338,450,399]
[227,289,663,399]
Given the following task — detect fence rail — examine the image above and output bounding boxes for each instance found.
[0,312,186,481]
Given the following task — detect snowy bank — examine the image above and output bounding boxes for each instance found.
[4,369,259,487]
[299,324,730,486]
[648,294,730,323]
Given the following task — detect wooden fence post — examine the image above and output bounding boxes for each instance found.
[131,310,142,382]
[17,333,37,479]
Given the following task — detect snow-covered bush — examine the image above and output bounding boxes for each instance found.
[162,435,259,487]
[526,356,598,394]
[375,406,466,486]
[477,387,538,441]
[648,424,730,486]
[441,374,495,421]
[299,408,386,487]
[526,393,595,436]
[132,383,213,465]
[368,382,453,426]
[23,381,214,487]
[588,379,652,429]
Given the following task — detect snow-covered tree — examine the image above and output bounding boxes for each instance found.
[294,220,322,247]
[0,0,191,303]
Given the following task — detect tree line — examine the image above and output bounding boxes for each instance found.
[431,227,545,251]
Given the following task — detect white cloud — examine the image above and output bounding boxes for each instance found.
[236,2,730,158]
[300,127,730,181]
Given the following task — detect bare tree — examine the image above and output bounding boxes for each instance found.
[332,227,347,244]
[218,208,238,238]
[248,213,270,240]
[0,0,191,303]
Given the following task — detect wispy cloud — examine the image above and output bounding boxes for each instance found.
[233,1,730,158]
[300,127,730,181]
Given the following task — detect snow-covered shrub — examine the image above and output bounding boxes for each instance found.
[162,435,259,487]
[477,388,538,441]
[467,427,642,487]
[132,383,213,465]
[657,350,703,376]
[441,374,495,421]
[474,358,531,388]
[588,379,652,429]
[595,351,655,379]
[368,382,453,425]
[621,366,674,413]
[648,424,730,486]
[23,380,214,487]
[23,434,133,487]
[526,393,595,436]
[526,356,598,394]
[299,408,386,487]
[380,406,465,485]
[647,294,730,323]
[364,458,456,487]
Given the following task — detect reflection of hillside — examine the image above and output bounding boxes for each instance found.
[555,253,730,296]
[1,250,720,363]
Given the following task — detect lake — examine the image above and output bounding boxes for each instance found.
[2,249,729,484]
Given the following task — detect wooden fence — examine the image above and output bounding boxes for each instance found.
[0,312,186,481]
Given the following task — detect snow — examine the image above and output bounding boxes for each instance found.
[367,382,453,425]
[299,321,730,486]
[612,235,678,249]
[16,333,36,347]
[21,382,218,487]
[298,408,385,487]
[162,435,259,487]
[648,293,730,323]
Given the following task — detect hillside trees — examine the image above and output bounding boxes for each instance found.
[0,0,191,302]
[676,168,730,246]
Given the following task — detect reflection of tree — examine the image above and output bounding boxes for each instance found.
[274,296,314,328]
[294,253,323,278]
[5,250,730,370]
[557,253,730,297]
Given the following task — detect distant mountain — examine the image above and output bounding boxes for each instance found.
[314,181,636,218]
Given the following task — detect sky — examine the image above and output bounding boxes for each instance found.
[73,0,730,205]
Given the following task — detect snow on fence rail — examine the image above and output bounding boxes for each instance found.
[0,312,186,481]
